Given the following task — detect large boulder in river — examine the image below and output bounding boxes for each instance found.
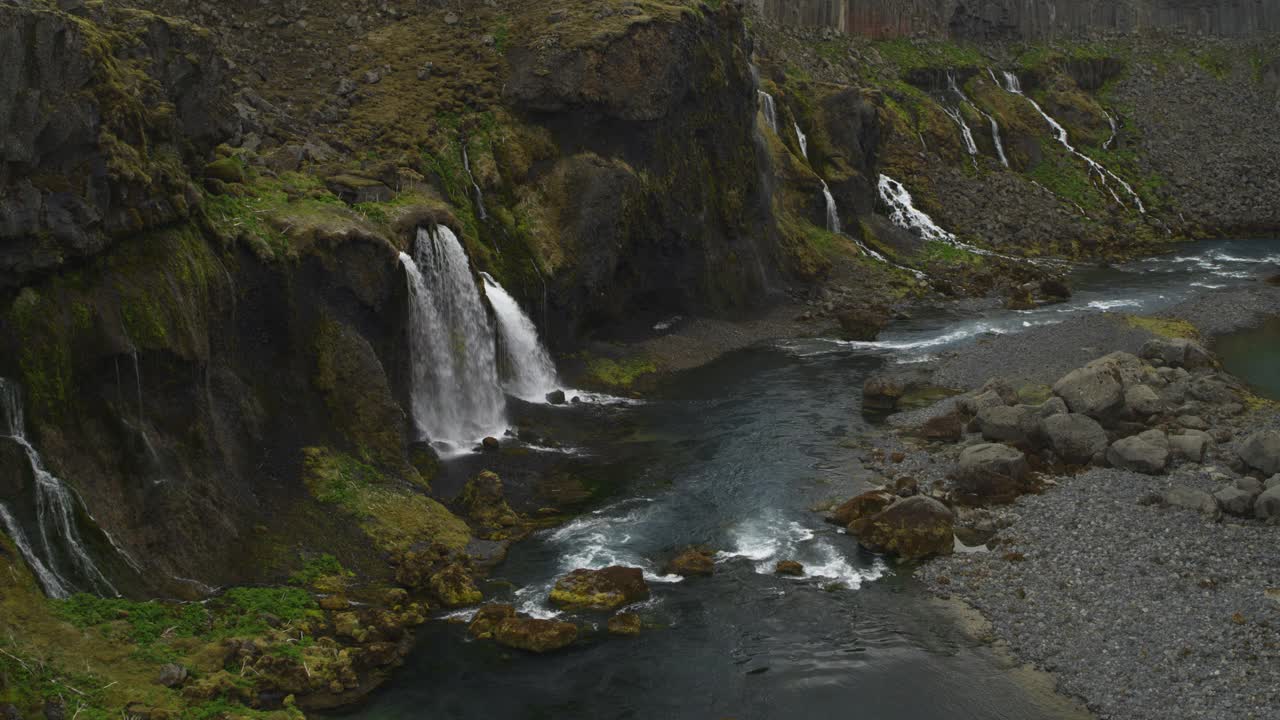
[1052,366,1123,417]
[830,489,898,533]
[1107,430,1169,474]
[550,566,649,610]
[954,443,1029,504]
[468,604,517,640]
[1040,413,1109,465]
[854,496,954,561]
[975,405,1040,445]
[1237,430,1280,475]
[835,305,888,341]
[494,616,578,653]
[862,373,905,412]
[458,470,519,530]
[1140,337,1213,369]
[665,547,715,577]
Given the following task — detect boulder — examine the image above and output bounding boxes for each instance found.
[918,411,964,441]
[1123,385,1162,416]
[958,389,1006,416]
[1188,377,1235,405]
[1162,486,1220,517]
[428,563,483,607]
[665,548,715,577]
[1040,413,1109,465]
[975,405,1040,444]
[549,566,649,610]
[835,305,888,341]
[775,560,804,576]
[862,373,904,412]
[1140,337,1213,369]
[1176,415,1209,431]
[325,174,395,204]
[546,389,567,405]
[1038,396,1068,418]
[156,663,188,688]
[1255,486,1280,520]
[468,604,517,640]
[1214,487,1255,517]
[829,489,897,532]
[1168,432,1209,463]
[955,444,1029,504]
[1086,352,1147,389]
[458,470,519,529]
[1106,430,1169,474]
[854,496,954,561]
[1052,366,1123,417]
[1237,430,1280,475]
[1235,477,1263,495]
[607,612,642,636]
[1267,474,1280,490]
[494,616,578,653]
[481,436,501,451]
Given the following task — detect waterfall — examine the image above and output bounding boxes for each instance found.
[941,106,979,161]
[821,178,924,276]
[1103,110,1118,150]
[758,90,779,133]
[794,122,809,159]
[1001,72,1145,213]
[981,110,1009,167]
[461,145,488,222]
[0,377,116,598]
[401,226,506,449]
[820,180,841,234]
[480,272,561,403]
[877,174,1006,261]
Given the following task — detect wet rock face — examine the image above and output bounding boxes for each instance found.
[854,495,954,561]
[494,616,579,653]
[0,2,237,288]
[665,548,715,577]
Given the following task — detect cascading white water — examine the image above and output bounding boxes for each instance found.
[401,226,506,449]
[821,178,925,276]
[877,174,1007,262]
[1001,71,1145,213]
[820,180,842,234]
[758,90,779,133]
[941,106,979,160]
[461,145,488,222]
[480,272,561,403]
[794,122,808,159]
[0,377,116,598]
[1103,110,1118,150]
[981,110,1010,167]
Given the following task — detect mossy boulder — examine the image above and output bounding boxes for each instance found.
[549,566,649,611]
[830,489,898,534]
[775,560,805,576]
[493,616,578,653]
[854,496,955,561]
[664,547,715,577]
[458,470,519,531]
[467,604,517,640]
[607,612,642,636]
[204,157,246,184]
[427,563,482,608]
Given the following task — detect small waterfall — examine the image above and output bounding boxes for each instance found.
[1103,110,1118,150]
[461,145,488,222]
[794,122,809,159]
[480,272,561,403]
[877,174,1004,261]
[820,180,841,234]
[0,378,116,598]
[1001,72,1145,213]
[822,178,925,276]
[941,106,979,162]
[401,226,506,449]
[982,110,1010,167]
[758,90,779,133]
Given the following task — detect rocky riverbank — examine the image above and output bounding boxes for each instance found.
[826,284,1280,719]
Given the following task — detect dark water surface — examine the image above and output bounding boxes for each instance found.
[1216,315,1280,400]
[345,240,1278,720]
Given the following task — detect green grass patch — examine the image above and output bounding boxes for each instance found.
[585,357,658,389]
[874,39,985,70]
[1122,315,1199,339]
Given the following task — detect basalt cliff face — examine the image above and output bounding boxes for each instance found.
[754,0,1280,39]
[0,0,1278,717]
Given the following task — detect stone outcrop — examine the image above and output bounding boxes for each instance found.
[853,496,954,561]
[549,566,650,611]
[954,443,1029,504]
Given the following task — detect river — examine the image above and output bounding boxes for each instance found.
[344,239,1278,719]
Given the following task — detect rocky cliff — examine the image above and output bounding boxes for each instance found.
[754,0,1280,39]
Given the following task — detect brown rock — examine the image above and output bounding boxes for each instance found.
[607,612,642,636]
[494,616,578,652]
[468,603,517,640]
[918,412,964,441]
[775,560,804,576]
[458,470,519,529]
[549,566,650,610]
[854,496,954,561]
[665,547,715,577]
[829,489,897,532]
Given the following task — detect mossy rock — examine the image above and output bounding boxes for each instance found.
[664,547,715,577]
[427,563,482,608]
[606,612,642,636]
[854,496,955,561]
[548,566,649,611]
[467,603,517,640]
[493,616,578,653]
[457,470,519,531]
[204,157,246,184]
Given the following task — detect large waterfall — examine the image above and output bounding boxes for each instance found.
[401,226,507,450]
[1001,71,1145,213]
[481,273,561,403]
[0,378,116,598]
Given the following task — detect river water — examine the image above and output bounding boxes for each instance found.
[346,240,1278,719]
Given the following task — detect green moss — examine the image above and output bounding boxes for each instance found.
[584,356,657,389]
[873,39,985,70]
[1123,315,1200,339]
[204,157,246,184]
[288,554,353,589]
[915,240,985,266]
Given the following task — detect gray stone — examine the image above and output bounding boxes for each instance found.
[1237,430,1280,475]
[959,389,1006,415]
[955,443,1029,504]
[1038,396,1068,417]
[976,404,1040,444]
[1052,366,1123,417]
[1176,415,1209,430]
[1140,337,1214,369]
[1267,474,1280,490]
[1214,486,1254,516]
[1124,384,1162,416]
[1106,430,1169,474]
[1162,486,1220,517]
[1040,413,1109,465]
[1235,477,1263,495]
[1086,351,1147,388]
[1168,432,1209,463]
[1254,486,1280,520]
[156,663,188,687]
